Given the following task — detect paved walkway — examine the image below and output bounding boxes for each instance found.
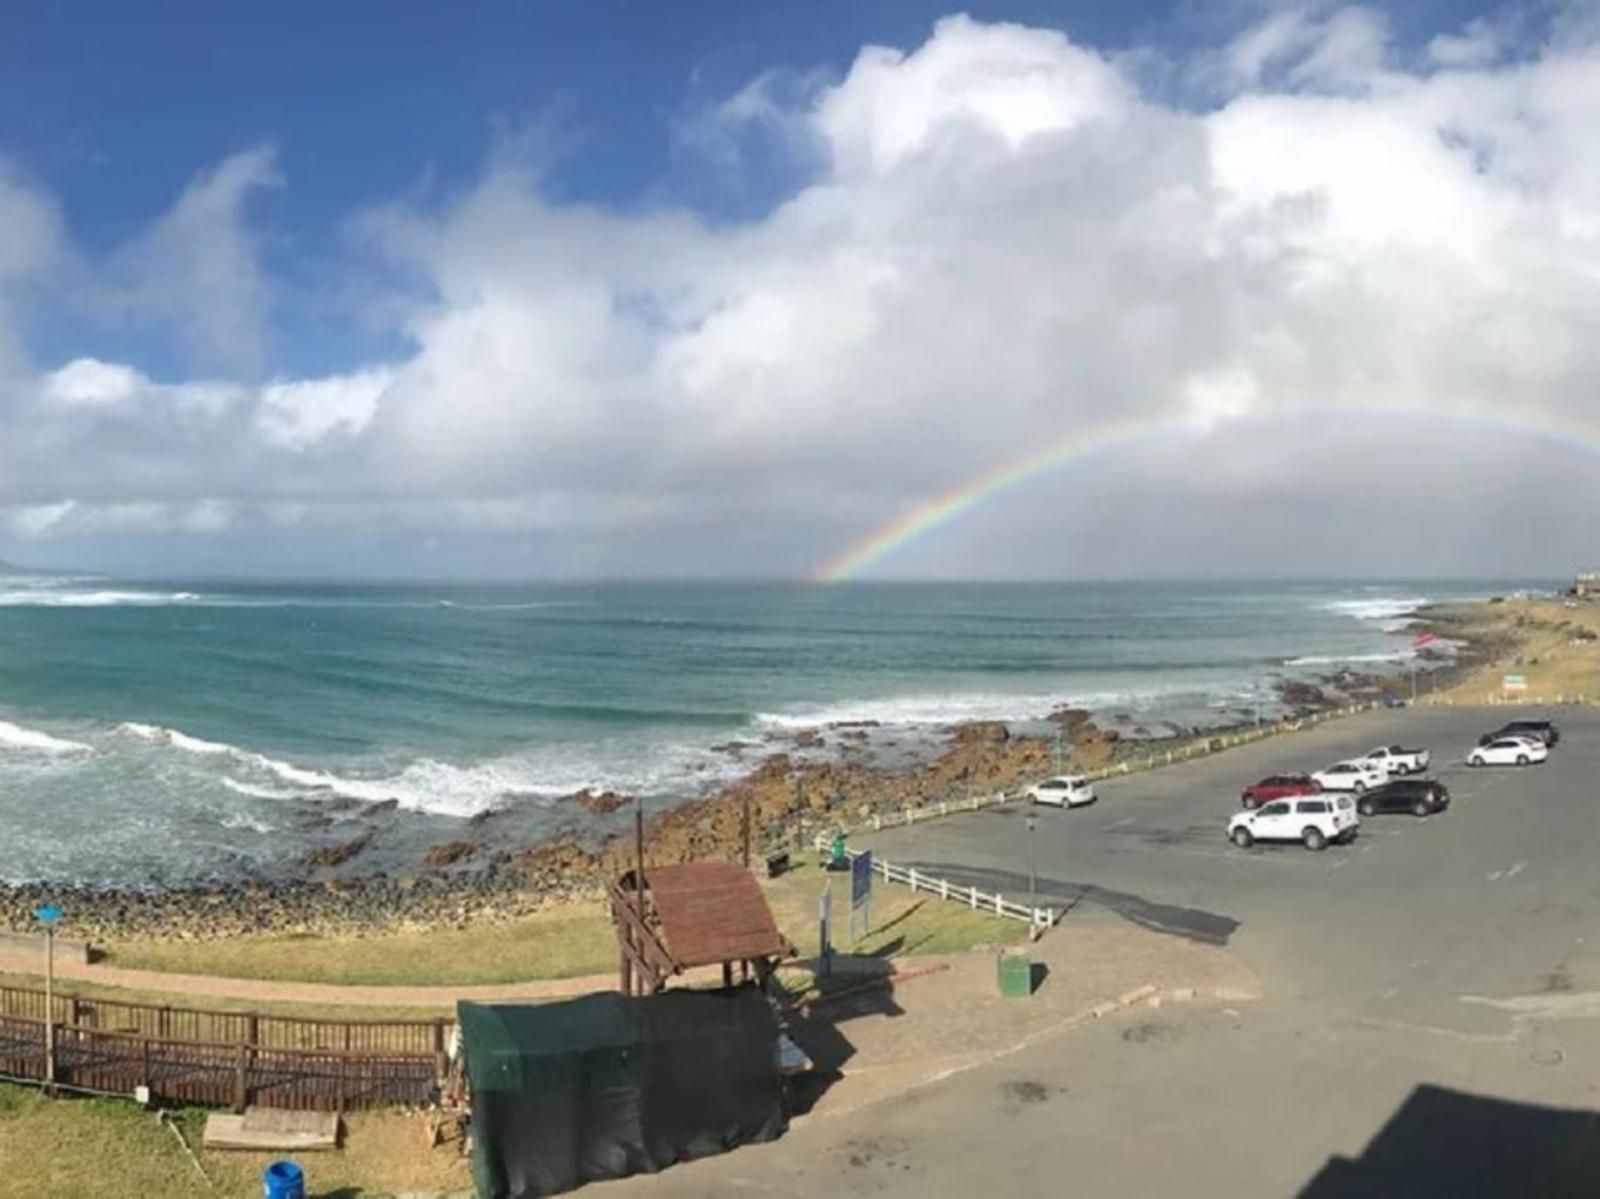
[0,947,635,1008]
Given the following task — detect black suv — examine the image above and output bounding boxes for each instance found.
[1478,720,1559,747]
[1358,778,1450,818]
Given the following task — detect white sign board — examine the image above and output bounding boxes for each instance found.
[1502,674,1528,691]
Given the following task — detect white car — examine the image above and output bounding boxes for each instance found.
[1358,745,1431,776]
[1229,794,1359,851]
[1468,737,1549,767]
[1311,761,1388,793]
[1027,775,1096,807]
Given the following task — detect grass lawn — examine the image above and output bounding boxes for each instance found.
[0,1084,471,1198]
[1437,598,1600,703]
[100,860,1027,988]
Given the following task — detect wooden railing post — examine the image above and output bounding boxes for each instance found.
[141,1036,152,1094]
[233,1043,248,1113]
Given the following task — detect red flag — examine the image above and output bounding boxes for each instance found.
[1412,631,1438,649]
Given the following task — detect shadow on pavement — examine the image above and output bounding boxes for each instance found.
[897,861,1241,945]
[1299,1084,1600,1199]
[782,955,906,1118]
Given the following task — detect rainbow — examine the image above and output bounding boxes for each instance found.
[815,402,1600,582]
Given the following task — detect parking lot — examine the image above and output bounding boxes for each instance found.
[860,704,1600,1036]
[611,704,1600,1198]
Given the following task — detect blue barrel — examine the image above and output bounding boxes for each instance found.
[263,1160,304,1199]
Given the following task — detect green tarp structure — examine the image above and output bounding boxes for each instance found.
[460,986,787,1199]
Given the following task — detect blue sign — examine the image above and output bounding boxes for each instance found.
[32,905,61,926]
[851,851,873,908]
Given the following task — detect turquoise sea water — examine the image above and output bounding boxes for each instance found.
[0,576,1545,884]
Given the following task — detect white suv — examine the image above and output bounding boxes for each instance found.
[1027,775,1096,808]
[1228,795,1359,851]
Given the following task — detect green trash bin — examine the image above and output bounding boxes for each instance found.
[997,949,1033,998]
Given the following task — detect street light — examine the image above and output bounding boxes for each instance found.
[33,904,61,1092]
[1025,814,1038,910]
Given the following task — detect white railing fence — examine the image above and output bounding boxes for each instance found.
[812,837,1056,939]
[828,701,1382,843]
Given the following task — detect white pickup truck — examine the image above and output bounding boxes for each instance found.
[1358,745,1430,776]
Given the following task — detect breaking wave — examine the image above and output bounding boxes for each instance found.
[1284,651,1415,666]
[1320,596,1427,624]
[755,682,1210,731]
[0,588,201,607]
[119,721,743,817]
[0,720,92,755]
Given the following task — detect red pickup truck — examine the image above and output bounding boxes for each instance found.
[1240,773,1323,808]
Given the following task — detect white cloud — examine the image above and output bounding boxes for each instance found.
[256,368,393,450]
[44,358,145,407]
[110,146,281,371]
[6,8,1600,576]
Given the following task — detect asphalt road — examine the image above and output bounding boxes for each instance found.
[602,705,1600,1197]
[862,703,1600,1036]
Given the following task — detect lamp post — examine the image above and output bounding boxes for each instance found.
[1025,814,1038,910]
[34,904,61,1091]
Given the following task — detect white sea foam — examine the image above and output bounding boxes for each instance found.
[1285,651,1414,667]
[0,588,202,607]
[119,722,234,755]
[125,720,745,817]
[220,777,305,802]
[756,683,1208,731]
[1320,597,1428,623]
[0,720,92,755]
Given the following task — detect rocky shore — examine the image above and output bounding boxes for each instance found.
[0,598,1526,946]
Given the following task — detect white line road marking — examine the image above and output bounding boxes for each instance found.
[1104,817,1136,830]
[1505,861,1527,879]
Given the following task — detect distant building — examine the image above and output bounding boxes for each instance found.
[1574,569,1600,597]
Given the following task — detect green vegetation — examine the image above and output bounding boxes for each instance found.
[100,862,1025,988]
[0,1084,471,1197]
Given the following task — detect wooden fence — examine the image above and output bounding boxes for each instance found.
[0,984,447,1111]
[0,1015,436,1110]
[0,983,449,1055]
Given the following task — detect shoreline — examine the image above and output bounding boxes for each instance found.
[0,593,1536,944]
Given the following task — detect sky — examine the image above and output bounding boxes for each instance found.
[2,0,1599,580]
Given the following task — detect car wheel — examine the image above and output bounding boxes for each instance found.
[1413,800,1429,817]
[1517,754,1529,766]
[1394,764,1409,776]
[1353,781,1366,794]
[1303,827,1327,851]
[1359,800,1375,817]
[1231,827,1253,849]
[1469,755,1483,767]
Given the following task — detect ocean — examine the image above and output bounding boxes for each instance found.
[0,576,1542,886]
